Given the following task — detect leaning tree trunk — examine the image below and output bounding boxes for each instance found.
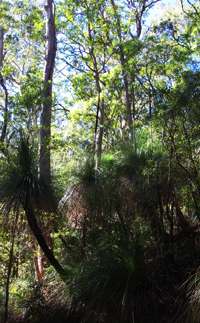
[24,191,65,277]
[39,0,57,187]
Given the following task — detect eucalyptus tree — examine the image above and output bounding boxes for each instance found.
[57,0,163,167]
[40,0,57,187]
[109,0,161,148]
[140,2,200,218]
[0,0,45,151]
[58,0,112,168]
[0,0,57,187]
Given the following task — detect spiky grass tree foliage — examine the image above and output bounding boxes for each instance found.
[0,134,65,277]
[179,269,200,323]
[60,150,172,244]
[59,147,200,322]
[59,150,181,322]
[67,230,160,323]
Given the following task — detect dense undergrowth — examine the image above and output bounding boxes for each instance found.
[1,143,200,323]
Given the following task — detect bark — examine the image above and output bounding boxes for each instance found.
[128,1,161,38]
[111,0,134,144]
[135,1,146,38]
[34,247,44,283]
[24,192,65,277]
[0,77,8,142]
[95,99,105,169]
[93,71,103,169]
[87,22,105,169]
[40,0,57,187]
[0,18,8,143]
[3,215,18,323]
[0,25,3,67]
[93,73,105,169]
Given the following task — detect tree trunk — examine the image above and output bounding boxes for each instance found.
[34,246,44,283]
[39,0,57,187]
[95,98,105,169]
[110,0,134,144]
[0,14,8,143]
[0,24,3,68]
[0,78,8,142]
[93,72,104,170]
[24,193,65,277]
[87,22,105,169]
[3,215,18,323]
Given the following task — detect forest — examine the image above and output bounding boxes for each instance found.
[0,0,200,322]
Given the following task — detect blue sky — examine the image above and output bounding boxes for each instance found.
[147,0,192,25]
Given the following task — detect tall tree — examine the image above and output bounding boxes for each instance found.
[111,0,134,144]
[0,0,8,144]
[40,0,57,187]
[58,0,111,168]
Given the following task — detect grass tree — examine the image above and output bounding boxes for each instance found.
[1,133,66,279]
